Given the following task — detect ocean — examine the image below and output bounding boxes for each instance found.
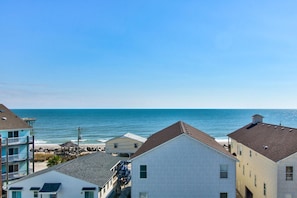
[12,109,297,144]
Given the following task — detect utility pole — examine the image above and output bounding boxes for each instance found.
[77,127,81,156]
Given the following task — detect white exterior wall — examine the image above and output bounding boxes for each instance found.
[131,135,236,198]
[106,138,143,155]
[277,152,297,198]
[8,171,99,198]
[230,139,278,198]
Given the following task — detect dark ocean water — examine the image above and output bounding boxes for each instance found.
[12,109,297,144]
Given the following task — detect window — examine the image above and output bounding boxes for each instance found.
[243,165,245,175]
[134,143,138,148]
[237,145,242,155]
[9,164,19,173]
[114,143,118,148]
[8,131,19,143]
[85,191,94,198]
[9,148,19,155]
[286,166,293,181]
[49,194,57,198]
[254,175,257,187]
[140,165,147,178]
[139,192,148,198]
[220,192,228,198]
[12,191,21,198]
[33,191,38,198]
[8,131,19,138]
[250,150,252,157]
[263,183,266,196]
[220,165,228,178]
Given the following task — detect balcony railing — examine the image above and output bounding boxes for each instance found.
[1,136,33,146]
[1,169,33,181]
[1,152,33,163]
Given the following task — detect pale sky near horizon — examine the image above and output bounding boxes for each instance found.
[1,1,297,109]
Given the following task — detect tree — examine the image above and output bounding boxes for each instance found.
[47,155,62,167]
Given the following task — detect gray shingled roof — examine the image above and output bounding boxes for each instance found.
[14,152,127,187]
[131,121,235,160]
[0,104,31,130]
[228,122,297,162]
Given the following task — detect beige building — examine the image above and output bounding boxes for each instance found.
[105,133,146,156]
[228,114,297,198]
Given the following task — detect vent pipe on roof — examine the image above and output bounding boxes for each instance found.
[252,114,263,124]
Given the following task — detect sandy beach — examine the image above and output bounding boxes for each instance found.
[33,143,106,172]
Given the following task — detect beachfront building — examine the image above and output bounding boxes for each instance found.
[105,133,146,157]
[0,104,34,186]
[7,152,128,198]
[130,121,237,198]
[228,114,297,198]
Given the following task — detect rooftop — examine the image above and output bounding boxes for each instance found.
[107,132,147,143]
[131,121,234,159]
[228,121,297,162]
[14,152,127,187]
[0,104,31,130]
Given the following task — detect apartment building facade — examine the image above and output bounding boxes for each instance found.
[0,104,34,186]
[228,114,297,198]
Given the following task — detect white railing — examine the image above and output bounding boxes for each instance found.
[1,169,33,181]
[1,152,33,163]
[1,136,33,145]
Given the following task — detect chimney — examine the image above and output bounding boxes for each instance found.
[252,114,264,124]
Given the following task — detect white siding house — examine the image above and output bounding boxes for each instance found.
[130,121,237,198]
[105,133,146,156]
[228,114,297,198]
[8,152,127,198]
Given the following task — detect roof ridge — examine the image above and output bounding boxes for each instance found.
[249,122,297,130]
[179,121,187,134]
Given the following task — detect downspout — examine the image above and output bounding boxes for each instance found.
[32,136,35,173]
[27,136,29,175]
[0,137,2,198]
[6,138,8,186]
[228,137,231,152]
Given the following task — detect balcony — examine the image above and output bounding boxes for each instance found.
[1,169,33,181]
[1,152,33,163]
[1,136,33,146]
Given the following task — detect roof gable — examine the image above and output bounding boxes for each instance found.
[107,132,147,143]
[123,133,147,142]
[228,122,297,162]
[0,104,31,130]
[131,121,234,160]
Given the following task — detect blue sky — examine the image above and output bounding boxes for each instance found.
[1,1,297,109]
